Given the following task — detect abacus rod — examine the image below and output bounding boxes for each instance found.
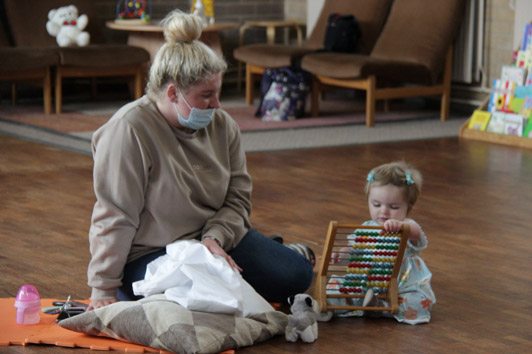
[325,304,393,312]
[336,224,383,229]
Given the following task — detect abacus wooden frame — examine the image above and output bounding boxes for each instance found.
[314,221,409,314]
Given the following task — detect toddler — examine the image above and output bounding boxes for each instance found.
[327,161,435,325]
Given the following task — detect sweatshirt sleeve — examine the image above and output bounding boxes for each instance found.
[202,116,252,250]
[87,120,151,300]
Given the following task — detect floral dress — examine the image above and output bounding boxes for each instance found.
[326,219,436,325]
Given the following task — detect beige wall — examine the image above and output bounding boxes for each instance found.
[284,0,307,22]
[484,0,518,89]
[513,0,532,49]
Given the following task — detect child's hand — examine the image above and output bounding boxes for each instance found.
[329,246,350,264]
[382,219,404,233]
[381,219,422,242]
[330,251,341,264]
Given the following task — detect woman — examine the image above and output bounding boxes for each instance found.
[87,10,313,310]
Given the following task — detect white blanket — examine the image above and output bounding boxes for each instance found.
[132,240,274,317]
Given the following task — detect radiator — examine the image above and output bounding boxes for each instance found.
[452,0,485,85]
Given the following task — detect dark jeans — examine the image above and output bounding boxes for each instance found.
[117,228,314,303]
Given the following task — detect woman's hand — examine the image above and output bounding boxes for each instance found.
[87,298,119,311]
[202,238,243,272]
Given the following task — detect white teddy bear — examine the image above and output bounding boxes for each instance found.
[46,5,90,47]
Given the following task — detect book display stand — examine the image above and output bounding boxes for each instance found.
[459,96,532,149]
[460,23,532,149]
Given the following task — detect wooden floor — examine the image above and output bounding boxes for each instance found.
[1,134,531,353]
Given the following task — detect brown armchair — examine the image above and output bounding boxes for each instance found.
[233,0,392,106]
[3,0,150,114]
[301,0,466,126]
[0,17,58,114]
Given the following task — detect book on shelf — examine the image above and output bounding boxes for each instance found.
[526,70,532,86]
[521,23,532,51]
[467,110,491,131]
[504,113,525,136]
[506,85,532,115]
[521,95,532,119]
[524,118,532,138]
[486,112,506,134]
[501,65,527,85]
[488,79,516,113]
[515,50,531,68]
[509,96,524,114]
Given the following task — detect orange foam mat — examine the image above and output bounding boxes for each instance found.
[0,298,234,353]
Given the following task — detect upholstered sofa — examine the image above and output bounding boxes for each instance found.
[0,0,150,114]
[0,15,58,114]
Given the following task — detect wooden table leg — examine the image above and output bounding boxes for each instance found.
[126,32,164,63]
[200,31,223,57]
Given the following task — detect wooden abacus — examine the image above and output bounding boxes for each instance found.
[314,221,409,314]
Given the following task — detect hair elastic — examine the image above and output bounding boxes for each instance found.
[405,172,415,185]
[366,171,375,183]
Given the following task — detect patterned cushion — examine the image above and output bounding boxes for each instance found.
[59,295,288,354]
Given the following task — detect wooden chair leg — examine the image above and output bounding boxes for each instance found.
[440,47,453,121]
[365,76,376,127]
[237,61,243,92]
[311,76,320,117]
[134,67,144,99]
[43,67,52,115]
[245,63,254,106]
[55,68,62,114]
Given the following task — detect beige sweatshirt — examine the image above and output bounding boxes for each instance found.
[87,96,252,300]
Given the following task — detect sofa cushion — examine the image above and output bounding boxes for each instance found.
[370,0,465,75]
[301,51,433,84]
[234,44,315,68]
[306,0,393,55]
[0,47,58,72]
[58,45,150,67]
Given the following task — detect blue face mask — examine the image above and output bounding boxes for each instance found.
[173,91,215,130]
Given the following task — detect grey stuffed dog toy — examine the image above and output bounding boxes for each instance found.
[285,294,319,343]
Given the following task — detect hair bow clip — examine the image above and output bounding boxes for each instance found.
[405,172,415,185]
[367,171,375,183]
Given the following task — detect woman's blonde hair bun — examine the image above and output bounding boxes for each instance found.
[146,9,226,99]
[162,10,203,44]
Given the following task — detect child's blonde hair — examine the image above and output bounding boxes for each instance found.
[146,10,227,99]
[365,161,422,213]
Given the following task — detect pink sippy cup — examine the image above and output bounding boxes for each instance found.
[14,285,41,325]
